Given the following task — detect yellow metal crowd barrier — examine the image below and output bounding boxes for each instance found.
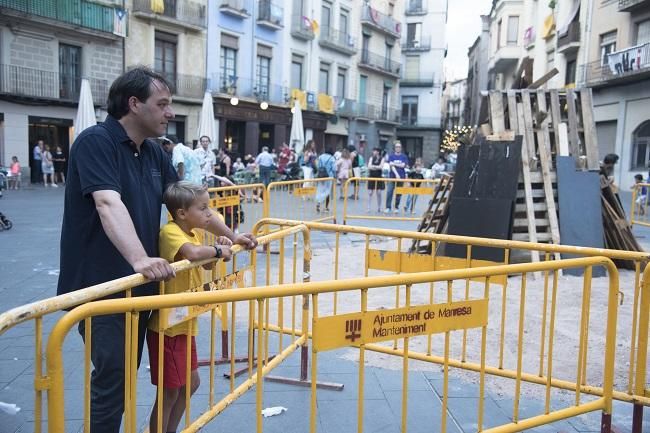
[207,183,265,234]
[630,182,650,228]
[41,256,619,433]
[255,218,650,424]
[264,177,337,224]
[342,177,439,224]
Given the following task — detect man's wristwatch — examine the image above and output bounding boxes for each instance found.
[213,246,222,259]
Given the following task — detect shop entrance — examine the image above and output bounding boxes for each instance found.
[28,116,72,184]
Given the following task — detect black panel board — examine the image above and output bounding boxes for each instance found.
[556,156,605,276]
[452,137,523,200]
[445,198,514,262]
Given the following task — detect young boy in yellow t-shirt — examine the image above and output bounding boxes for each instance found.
[147,181,232,433]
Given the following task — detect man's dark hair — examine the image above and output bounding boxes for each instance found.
[603,153,619,164]
[107,67,171,119]
[199,135,211,142]
[325,148,334,155]
[635,174,644,181]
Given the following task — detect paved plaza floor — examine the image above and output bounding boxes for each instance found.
[0,185,648,432]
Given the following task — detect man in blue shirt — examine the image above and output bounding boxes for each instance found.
[58,67,257,433]
[255,146,275,187]
[384,141,409,213]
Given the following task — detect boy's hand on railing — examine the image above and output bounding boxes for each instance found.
[233,233,258,250]
[216,236,233,246]
[218,245,232,262]
[133,257,175,281]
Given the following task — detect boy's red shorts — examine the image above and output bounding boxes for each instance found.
[147,330,198,388]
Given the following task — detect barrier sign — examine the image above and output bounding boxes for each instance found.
[394,187,435,195]
[211,195,241,208]
[313,299,488,351]
[293,187,317,196]
[161,266,253,329]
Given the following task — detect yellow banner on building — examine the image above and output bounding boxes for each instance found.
[542,14,555,39]
[313,299,488,351]
[293,187,316,196]
[317,93,334,114]
[291,88,307,110]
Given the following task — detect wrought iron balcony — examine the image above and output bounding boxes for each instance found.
[155,71,206,99]
[291,14,315,40]
[583,42,650,87]
[257,0,283,30]
[211,75,288,106]
[618,0,650,12]
[133,0,207,29]
[361,4,401,38]
[0,0,115,34]
[400,116,441,128]
[0,64,109,105]
[557,21,580,54]
[219,0,250,18]
[319,27,357,55]
[399,74,435,87]
[402,35,432,52]
[405,0,427,15]
[359,50,401,78]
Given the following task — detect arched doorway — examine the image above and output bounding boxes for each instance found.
[632,120,650,170]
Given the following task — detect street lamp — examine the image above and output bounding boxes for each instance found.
[230,96,239,106]
[260,101,269,110]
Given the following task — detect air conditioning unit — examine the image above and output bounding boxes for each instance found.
[359,134,367,141]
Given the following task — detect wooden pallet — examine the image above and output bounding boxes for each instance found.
[485,89,600,261]
[410,175,453,254]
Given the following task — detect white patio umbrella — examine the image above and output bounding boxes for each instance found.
[73,79,96,140]
[197,91,217,149]
[289,100,305,154]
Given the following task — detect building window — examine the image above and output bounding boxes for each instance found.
[291,54,303,89]
[565,58,577,85]
[600,31,617,65]
[381,86,390,118]
[319,63,330,94]
[155,32,177,88]
[497,19,502,49]
[547,49,555,70]
[321,1,331,37]
[507,16,519,46]
[59,43,81,100]
[256,54,271,100]
[401,96,418,125]
[340,9,349,37]
[632,121,650,170]
[637,19,650,45]
[406,23,421,47]
[336,68,346,99]
[220,46,237,92]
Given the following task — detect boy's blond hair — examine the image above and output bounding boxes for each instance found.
[164,181,207,219]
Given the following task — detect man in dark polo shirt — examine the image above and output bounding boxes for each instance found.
[57,67,257,433]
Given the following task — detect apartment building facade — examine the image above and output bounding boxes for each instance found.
[581,0,650,187]
[127,0,208,145]
[0,0,125,180]
[441,78,466,132]
[464,15,490,127]
[397,0,447,165]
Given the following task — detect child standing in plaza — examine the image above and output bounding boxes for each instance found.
[147,181,232,433]
[405,162,425,214]
[633,174,648,216]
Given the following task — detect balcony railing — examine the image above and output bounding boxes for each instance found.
[405,0,427,15]
[219,0,250,18]
[361,4,401,38]
[400,116,441,128]
[133,0,207,29]
[156,71,206,99]
[583,42,650,86]
[0,0,115,34]
[211,74,289,106]
[257,0,283,29]
[0,64,109,105]
[291,14,315,40]
[557,21,580,52]
[402,35,432,51]
[399,74,435,87]
[319,27,357,55]
[618,0,650,12]
[359,50,401,77]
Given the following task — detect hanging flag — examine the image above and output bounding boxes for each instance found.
[113,8,127,37]
[311,19,319,36]
[151,0,164,14]
[302,16,312,30]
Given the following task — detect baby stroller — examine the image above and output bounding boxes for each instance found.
[281,162,302,182]
[0,211,12,230]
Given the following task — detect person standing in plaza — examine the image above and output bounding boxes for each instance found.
[366,147,384,213]
[41,144,57,187]
[384,141,408,214]
[194,135,216,186]
[53,145,66,185]
[336,147,352,200]
[57,67,257,433]
[255,146,274,187]
[168,136,202,186]
[300,140,317,183]
[315,148,336,212]
[31,140,42,184]
[216,148,232,178]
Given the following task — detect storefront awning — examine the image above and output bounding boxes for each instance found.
[325,119,348,136]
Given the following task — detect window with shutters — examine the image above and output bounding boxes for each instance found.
[600,31,617,66]
[507,16,519,45]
